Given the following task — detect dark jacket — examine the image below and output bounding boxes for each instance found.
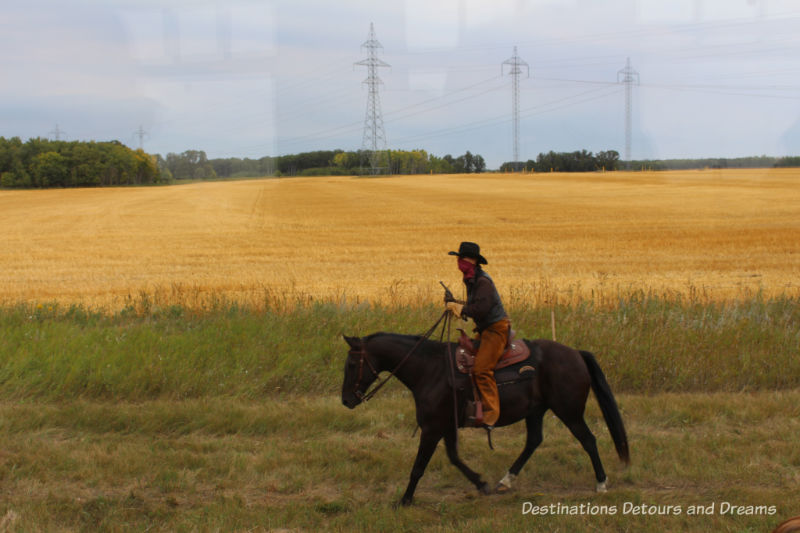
[461,269,508,333]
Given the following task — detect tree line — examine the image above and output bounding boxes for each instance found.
[151,150,800,180]
[0,141,489,189]
[3,136,799,190]
[500,150,621,173]
[499,152,800,173]
[209,149,486,178]
[629,155,799,170]
[154,149,488,180]
[0,137,162,188]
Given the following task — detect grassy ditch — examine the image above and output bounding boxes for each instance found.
[0,294,798,400]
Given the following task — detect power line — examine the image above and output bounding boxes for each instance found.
[395,11,800,58]
[273,75,504,153]
[275,83,619,157]
[384,78,506,125]
[639,82,800,100]
[245,66,800,157]
[190,13,800,162]
[533,75,800,96]
[392,85,620,148]
[384,75,502,119]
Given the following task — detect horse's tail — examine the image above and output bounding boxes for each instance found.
[580,350,630,465]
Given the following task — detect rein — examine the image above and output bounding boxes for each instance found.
[350,309,482,449]
[352,310,450,403]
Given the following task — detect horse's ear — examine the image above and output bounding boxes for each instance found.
[343,335,361,349]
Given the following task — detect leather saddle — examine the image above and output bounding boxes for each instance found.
[454,328,531,374]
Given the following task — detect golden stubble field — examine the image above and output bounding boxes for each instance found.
[1,168,799,309]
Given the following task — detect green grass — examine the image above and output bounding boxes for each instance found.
[0,294,797,400]
[0,394,797,531]
[0,296,798,530]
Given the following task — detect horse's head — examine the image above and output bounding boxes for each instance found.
[341,335,380,409]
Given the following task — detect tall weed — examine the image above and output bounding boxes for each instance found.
[0,293,797,400]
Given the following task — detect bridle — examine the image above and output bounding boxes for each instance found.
[348,310,451,403]
[345,292,490,449]
[348,341,381,402]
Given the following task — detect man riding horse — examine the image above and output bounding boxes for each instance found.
[445,242,511,431]
[342,242,629,504]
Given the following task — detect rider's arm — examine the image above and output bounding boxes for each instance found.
[461,277,492,321]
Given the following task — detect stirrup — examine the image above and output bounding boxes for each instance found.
[465,400,484,428]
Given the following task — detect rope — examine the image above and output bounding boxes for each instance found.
[443,311,461,449]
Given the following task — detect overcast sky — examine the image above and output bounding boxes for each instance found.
[2,0,799,168]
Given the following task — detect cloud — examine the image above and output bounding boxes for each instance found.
[405,0,459,49]
[2,0,800,167]
[121,4,276,66]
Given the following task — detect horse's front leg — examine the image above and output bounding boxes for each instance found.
[495,407,546,492]
[443,426,491,495]
[399,428,441,506]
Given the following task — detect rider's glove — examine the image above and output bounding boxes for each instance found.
[445,301,463,318]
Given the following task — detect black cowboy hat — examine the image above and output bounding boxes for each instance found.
[448,241,488,265]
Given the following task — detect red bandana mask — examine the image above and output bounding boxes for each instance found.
[457,258,476,280]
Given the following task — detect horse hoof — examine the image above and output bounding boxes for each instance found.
[396,497,413,507]
[478,482,492,495]
[495,471,516,494]
[596,480,608,493]
[494,482,510,494]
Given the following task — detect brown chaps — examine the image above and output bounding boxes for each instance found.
[472,318,511,427]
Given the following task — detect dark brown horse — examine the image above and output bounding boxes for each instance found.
[341,332,629,506]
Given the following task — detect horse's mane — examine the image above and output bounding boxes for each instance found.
[364,332,447,358]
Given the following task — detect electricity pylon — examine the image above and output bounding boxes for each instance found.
[617,57,639,169]
[355,23,390,175]
[502,46,529,168]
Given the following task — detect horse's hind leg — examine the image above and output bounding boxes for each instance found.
[564,417,608,492]
[400,430,441,506]
[443,427,491,495]
[496,406,546,493]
